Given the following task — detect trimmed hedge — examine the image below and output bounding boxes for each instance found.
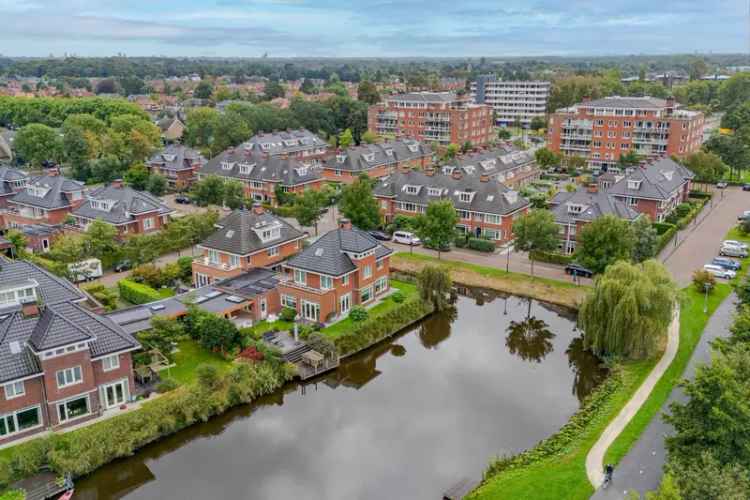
[118,279,171,305]
[688,190,712,200]
[529,250,573,266]
[652,222,676,235]
[0,361,292,491]
[332,297,434,356]
[467,238,496,253]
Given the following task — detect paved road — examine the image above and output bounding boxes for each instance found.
[590,293,737,499]
[661,186,748,286]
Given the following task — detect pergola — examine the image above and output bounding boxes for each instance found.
[301,350,325,370]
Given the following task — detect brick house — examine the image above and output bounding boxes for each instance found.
[199,147,324,205]
[547,96,704,170]
[549,185,641,254]
[0,259,140,445]
[5,174,85,228]
[321,139,433,184]
[443,144,541,189]
[0,166,29,210]
[278,221,392,323]
[147,144,205,190]
[606,157,695,222]
[368,92,494,146]
[192,206,305,287]
[243,129,329,165]
[156,117,185,143]
[71,182,173,237]
[373,168,530,245]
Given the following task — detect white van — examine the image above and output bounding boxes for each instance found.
[68,258,103,282]
[392,231,421,246]
[703,264,736,280]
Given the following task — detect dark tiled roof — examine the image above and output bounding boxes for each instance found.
[0,166,28,196]
[73,185,173,225]
[199,209,304,255]
[322,139,431,173]
[244,129,327,156]
[201,148,322,187]
[550,187,641,225]
[10,174,83,210]
[0,259,84,307]
[580,96,667,109]
[374,170,530,216]
[148,144,204,172]
[286,228,391,276]
[607,157,695,201]
[28,305,95,351]
[447,144,535,178]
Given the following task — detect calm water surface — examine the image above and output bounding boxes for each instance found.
[75,290,605,500]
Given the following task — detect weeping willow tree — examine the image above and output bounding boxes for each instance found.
[416,265,452,312]
[579,259,677,359]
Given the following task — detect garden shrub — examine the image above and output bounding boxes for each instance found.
[652,222,675,235]
[176,256,194,281]
[467,238,496,253]
[688,190,712,200]
[391,291,405,303]
[349,305,369,322]
[529,250,573,265]
[279,306,297,322]
[692,269,716,294]
[118,279,165,305]
[156,378,180,393]
[83,283,118,311]
[0,489,25,500]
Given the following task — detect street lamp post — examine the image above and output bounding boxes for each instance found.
[704,282,710,314]
[506,245,511,273]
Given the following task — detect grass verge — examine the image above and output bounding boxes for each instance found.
[391,252,586,309]
[167,339,233,385]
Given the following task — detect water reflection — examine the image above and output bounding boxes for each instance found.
[418,306,458,349]
[566,337,608,401]
[505,315,556,363]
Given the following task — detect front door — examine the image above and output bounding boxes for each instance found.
[103,381,127,409]
[340,293,351,315]
[260,297,268,319]
[302,301,320,322]
[475,227,482,238]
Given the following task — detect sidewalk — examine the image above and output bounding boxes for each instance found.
[590,293,736,499]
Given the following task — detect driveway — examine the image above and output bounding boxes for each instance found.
[92,245,201,288]
[661,186,747,286]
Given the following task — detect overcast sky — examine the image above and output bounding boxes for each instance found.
[0,0,747,58]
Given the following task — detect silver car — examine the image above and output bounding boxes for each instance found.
[720,244,749,258]
[704,264,736,279]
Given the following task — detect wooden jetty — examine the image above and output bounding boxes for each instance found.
[12,471,73,500]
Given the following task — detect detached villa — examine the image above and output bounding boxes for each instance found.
[5,174,85,228]
[243,129,329,164]
[147,144,205,190]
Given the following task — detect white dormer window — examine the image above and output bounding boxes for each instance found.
[284,139,297,147]
[238,163,255,175]
[567,203,585,214]
[221,161,235,170]
[407,144,419,153]
[385,149,394,156]
[662,171,674,181]
[295,166,309,177]
[427,187,442,196]
[363,153,376,162]
[90,199,115,211]
[0,282,37,306]
[441,166,455,175]
[479,159,496,170]
[458,192,474,203]
[27,185,50,198]
[261,143,271,150]
[163,154,176,162]
[463,166,476,175]
[627,179,642,190]
[404,185,421,195]
[504,191,519,204]
[336,154,347,163]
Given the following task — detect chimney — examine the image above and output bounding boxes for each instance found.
[280,152,289,160]
[452,169,463,181]
[111,179,123,189]
[398,163,411,173]
[587,183,598,193]
[479,174,489,183]
[424,167,435,176]
[47,166,60,177]
[252,202,264,215]
[665,96,675,116]
[582,95,591,103]
[21,302,39,319]
[338,218,352,230]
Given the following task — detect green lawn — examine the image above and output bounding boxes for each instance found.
[166,340,233,386]
[321,279,418,339]
[241,319,294,339]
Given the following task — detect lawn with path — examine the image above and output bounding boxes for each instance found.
[167,339,233,386]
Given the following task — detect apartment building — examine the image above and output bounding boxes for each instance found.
[277,220,392,323]
[71,183,173,237]
[443,144,540,189]
[547,96,704,170]
[243,129,329,164]
[367,92,494,146]
[200,147,324,205]
[373,168,529,245]
[606,157,695,222]
[0,259,140,445]
[471,75,550,127]
[321,139,433,184]
[5,173,85,228]
[549,185,641,254]
[192,205,305,287]
[147,144,205,190]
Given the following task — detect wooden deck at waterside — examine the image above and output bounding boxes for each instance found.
[12,471,73,500]
[267,331,340,380]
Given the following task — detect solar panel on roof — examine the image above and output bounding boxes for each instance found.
[225,296,244,304]
[205,291,222,299]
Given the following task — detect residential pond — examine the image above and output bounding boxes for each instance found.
[74,288,606,500]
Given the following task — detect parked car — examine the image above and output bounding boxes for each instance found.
[392,231,421,246]
[175,194,191,204]
[719,244,748,258]
[737,211,750,221]
[723,239,749,250]
[743,184,750,192]
[367,230,391,241]
[712,257,742,271]
[564,262,593,278]
[114,260,132,273]
[717,181,728,189]
[703,264,736,280]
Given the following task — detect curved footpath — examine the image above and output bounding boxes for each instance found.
[589,293,736,499]
[585,306,681,489]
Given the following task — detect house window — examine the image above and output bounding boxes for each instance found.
[281,295,297,308]
[208,249,219,265]
[4,381,25,400]
[294,270,306,285]
[320,276,333,290]
[405,185,419,195]
[0,406,41,437]
[483,229,502,240]
[374,277,388,294]
[102,355,120,372]
[381,200,388,209]
[377,259,384,269]
[58,395,90,423]
[228,255,240,268]
[143,218,155,230]
[484,214,501,224]
[459,192,472,203]
[56,366,82,389]
[626,197,638,207]
[362,265,372,279]
[361,286,373,303]
[342,275,349,286]
[267,246,279,257]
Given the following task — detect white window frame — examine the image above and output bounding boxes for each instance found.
[267,246,280,257]
[281,294,297,308]
[294,270,306,285]
[143,217,155,230]
[362,265,372,279]
[320,276,333,290]
[56,366,83,389]
[57,394,91,423]
[101,355,120,372]
[4,381,25,400]
[360,286,373,303]
[342,274,349,286]
[0,405,42,437]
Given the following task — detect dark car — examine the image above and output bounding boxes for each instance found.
[743,184,750,192]
[114,260,132,273]
[712,257,742,271]
[367,230,391,241]
[175,194,191,204]
[564,262,593,278]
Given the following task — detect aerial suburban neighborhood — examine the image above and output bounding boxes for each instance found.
[0,2,749,500]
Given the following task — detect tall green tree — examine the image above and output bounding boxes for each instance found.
[338,128,354,148]
[414,200,458,259]
[212,110,252,155]
[357,80,380,105]
[631,216,659,263]
[5,229,28,260]
[512,209,559,276]
[193,81,214,99]
[191,175,225,206]
[293,189,326,235]
[222,179,245,210]
[575,214,635,274]
[534,147,560,168]
[185,107,220,150]
[15,123,62,166]
[124,163,150,190]
[146,174,167,196]
[84,219,120,263]
[681,151,728,185]
[578,260,676,359]
[338,178,381,230]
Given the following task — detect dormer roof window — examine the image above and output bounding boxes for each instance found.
[284,139,297,147]
[463,165,476,175]
[427,187,443,196]
[90,199,116,211]
[221,161,235,170]
[407,143,419,153]
[403,184,421,195]
[479,159,496,170]
[0,279,38,307]
[27,185,49,198]
[441,166,455,175]
[385,148,394,157]
[261,143,271,150]
[295,166,309,177]
[457,191,475,203]
[567,203,585,214]
[252,221,282,242]
[162,154,176,162]
[238,163,255,175]
[336,154,347,163]
[627,179,642,190]
[363,153,376,162]
[662,170,674,181]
